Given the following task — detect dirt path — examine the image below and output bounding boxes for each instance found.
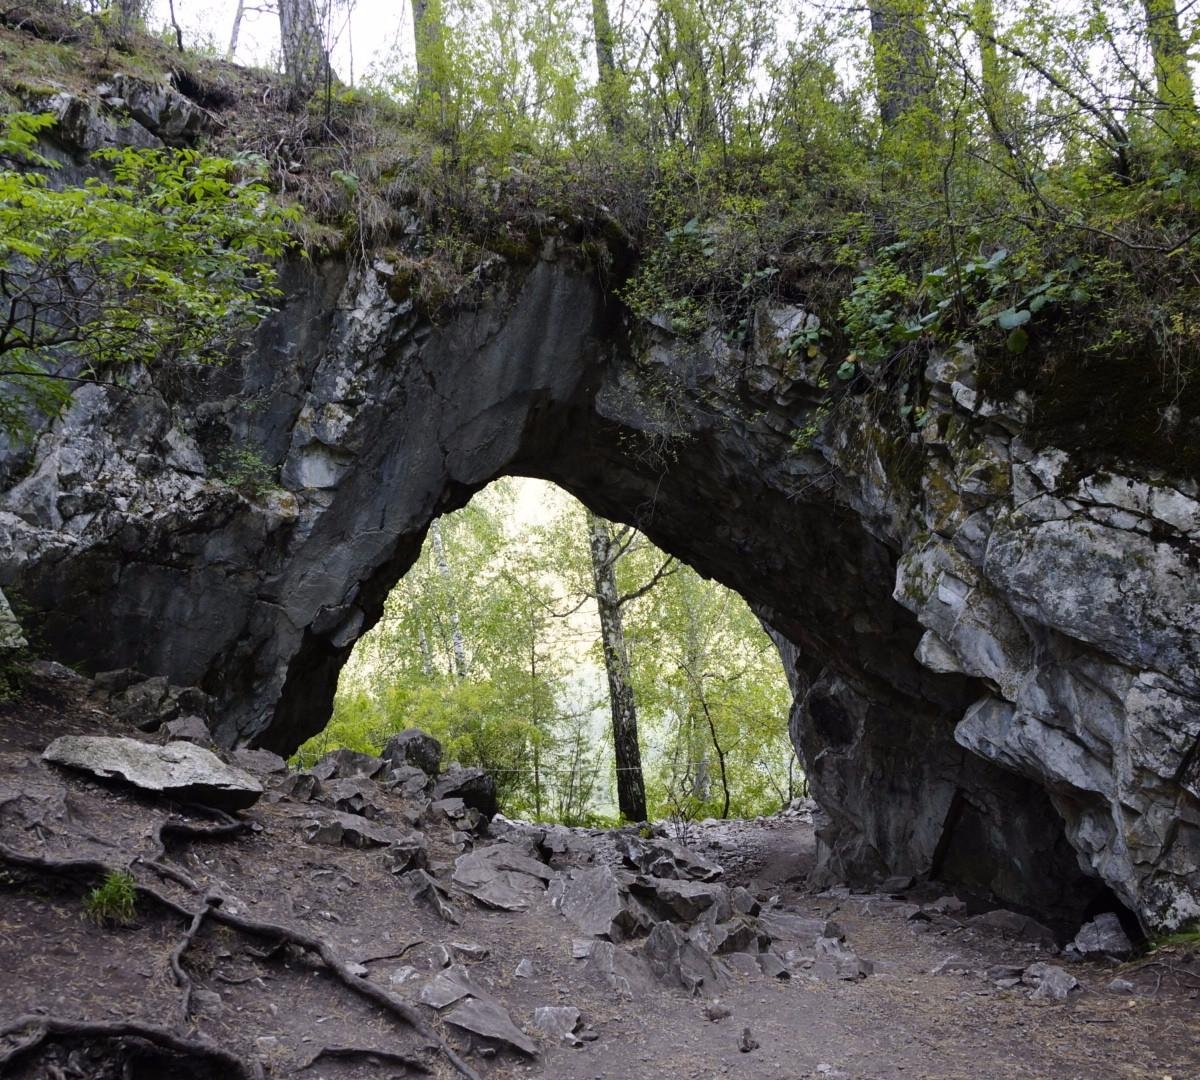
[1,666,1198,1080]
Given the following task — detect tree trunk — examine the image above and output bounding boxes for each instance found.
[278,0,323,101]
[868,0,933,126]
[227,0,245,59]
[412,0,444,97]
[429,520,468,678]
[587,512,647,823]
[1141,0,1196,121]
[973,0,1002,114]
[113,0,144,42]
[591,0,624,134]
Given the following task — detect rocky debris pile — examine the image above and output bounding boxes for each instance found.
[251,741,880,1008]
[89,669,216,735]
[42,734,262,810]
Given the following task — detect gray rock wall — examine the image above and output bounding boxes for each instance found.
[1,82,1197,931]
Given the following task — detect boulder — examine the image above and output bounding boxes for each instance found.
[381,729,442,776]
[432,766,497,818]
[755,910,826,944]
[452,842,557,910]
[1071,912,1134,959]
[430,797,484,833]
[454,843,556,882]
[688,913,763,957]
[757,950,791,979]
[43,735,262,811]
[230,748,288,775]
[274,770,321,802]
[385,835,428,873]
[582,940,650,1000]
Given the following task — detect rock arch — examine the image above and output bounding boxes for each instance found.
[3,256,1198,932]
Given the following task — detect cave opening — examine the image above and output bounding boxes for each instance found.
[294,476,802,828]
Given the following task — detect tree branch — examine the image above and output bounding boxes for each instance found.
[616,554,678,607]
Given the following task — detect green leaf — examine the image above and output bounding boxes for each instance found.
[1006,327,1030,354]
[997,308,1031,330]
[836,360,857,381]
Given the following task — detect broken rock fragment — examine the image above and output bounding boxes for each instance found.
[614,832,723,881]
[553,865,653,940]
[419,965,489,1009]
[532,1005,582,1046]
[813,936,871,981]
[301,809,412,848]
[310,748,385,781]
[444,997,537,1056]
[318,776,386,818]
[632,876,731,923]
[433,766,497,818]
[452,843,556,911]
[1023,962,1079,1001]
[968,909,1056,946]
[43,735,262,811]
[643,920,727,995]
[402,869,460,924]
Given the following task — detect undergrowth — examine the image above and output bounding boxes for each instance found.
[83,870,137,926]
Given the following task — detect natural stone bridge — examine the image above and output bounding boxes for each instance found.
[2,249,1198,934]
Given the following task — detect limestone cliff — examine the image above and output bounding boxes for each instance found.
[1,75,1197,934]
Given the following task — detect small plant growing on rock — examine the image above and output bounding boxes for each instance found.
[84,870,137,926]
[215,447,278,500]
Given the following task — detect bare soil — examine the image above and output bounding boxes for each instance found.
[1,664,1197,1080]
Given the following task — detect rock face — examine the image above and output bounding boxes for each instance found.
[2,92,1198,931]
[42,735,262,810]
[0,586,25,651]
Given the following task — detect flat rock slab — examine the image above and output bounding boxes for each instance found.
[43,735,262,810]
[444,997,537,1056]
[453,843,557,910]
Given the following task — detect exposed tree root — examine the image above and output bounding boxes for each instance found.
[0,1014,262,1079]
[0,842,483,1080]
[299,1044,432,1072]
[147,807,251,865]
[170,894,219,1028]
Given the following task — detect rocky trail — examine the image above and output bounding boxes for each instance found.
[1,664,1198,1080]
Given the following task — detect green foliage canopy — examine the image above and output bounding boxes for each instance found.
[0,111,296,438]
